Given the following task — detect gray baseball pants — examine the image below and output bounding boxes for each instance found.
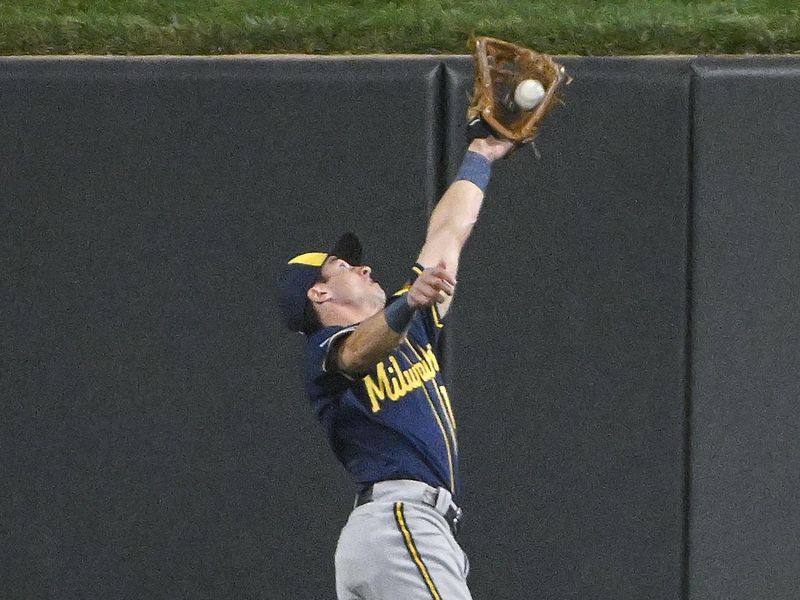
[335,480,472,600]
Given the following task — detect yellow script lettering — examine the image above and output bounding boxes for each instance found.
[362,344,443,413]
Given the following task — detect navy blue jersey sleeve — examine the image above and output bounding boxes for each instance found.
[388,262,446,344]
[305,325,359,393]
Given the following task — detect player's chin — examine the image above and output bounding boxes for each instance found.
[371,287,387,307]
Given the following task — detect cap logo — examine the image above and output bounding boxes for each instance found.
[287,252,328,267]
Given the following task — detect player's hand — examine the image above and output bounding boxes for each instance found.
[468,136,515,162]
[407,262,456,309]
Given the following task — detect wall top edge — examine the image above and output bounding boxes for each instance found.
[2,53,799,62]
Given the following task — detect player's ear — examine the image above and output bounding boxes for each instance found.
[307,284,331,305]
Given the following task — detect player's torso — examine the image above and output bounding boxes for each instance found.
[307,316,459,495]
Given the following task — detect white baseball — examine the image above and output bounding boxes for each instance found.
[514,79,546,110]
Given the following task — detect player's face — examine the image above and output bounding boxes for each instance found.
[319,256,386,311]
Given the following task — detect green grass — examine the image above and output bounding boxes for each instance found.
[1,1,799,55]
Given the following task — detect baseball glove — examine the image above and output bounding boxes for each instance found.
[467,36,568,144]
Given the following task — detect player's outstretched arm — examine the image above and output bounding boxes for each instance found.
[416,136,513,317]
[335,265,456,374]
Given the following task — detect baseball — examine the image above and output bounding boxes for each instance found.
[514,79,546,110]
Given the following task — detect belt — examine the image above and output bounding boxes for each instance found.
[355,480,463,537]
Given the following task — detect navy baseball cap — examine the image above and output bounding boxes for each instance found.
[277,232,363,333]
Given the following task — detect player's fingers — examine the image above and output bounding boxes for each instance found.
[410,283,449,307]
[418,281,449,304]
[424,279,452,304]
[421,270,456,292]
[421,281,439,302]
[433,277,455,296]
[428,266,457,286]
[410,281,437,304]
[412,273,456,306]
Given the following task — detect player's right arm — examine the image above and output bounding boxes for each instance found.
[332,265,455,374]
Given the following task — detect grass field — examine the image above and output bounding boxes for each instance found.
[1,0,799,56]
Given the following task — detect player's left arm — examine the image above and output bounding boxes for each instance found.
[416,136,513,317]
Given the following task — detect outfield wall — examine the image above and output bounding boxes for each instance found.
[2,56,798,600]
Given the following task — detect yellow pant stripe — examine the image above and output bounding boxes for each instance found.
[394,502,442,600]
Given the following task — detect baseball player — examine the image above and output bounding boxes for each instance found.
[277,132,514,599]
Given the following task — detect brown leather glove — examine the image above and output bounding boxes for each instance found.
[468,36,569,144]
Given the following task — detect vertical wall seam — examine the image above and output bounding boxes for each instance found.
[681,59,698,600]
[434,60,449,208]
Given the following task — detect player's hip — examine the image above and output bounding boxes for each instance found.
[355,479,463,536]
[335,489,471,599]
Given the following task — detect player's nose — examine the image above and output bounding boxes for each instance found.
[359,265,372,277]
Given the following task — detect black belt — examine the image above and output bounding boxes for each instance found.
[356,484,463,537]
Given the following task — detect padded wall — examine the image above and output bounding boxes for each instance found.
[442,57,691,600]
[1,56,441,599]
[689,58,800,600]
[4,55,800,600]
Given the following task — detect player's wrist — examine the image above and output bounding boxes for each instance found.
[468,137,515,162]
[455,150,492,192]
[467,138,495,160]
[384,295,417,333]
